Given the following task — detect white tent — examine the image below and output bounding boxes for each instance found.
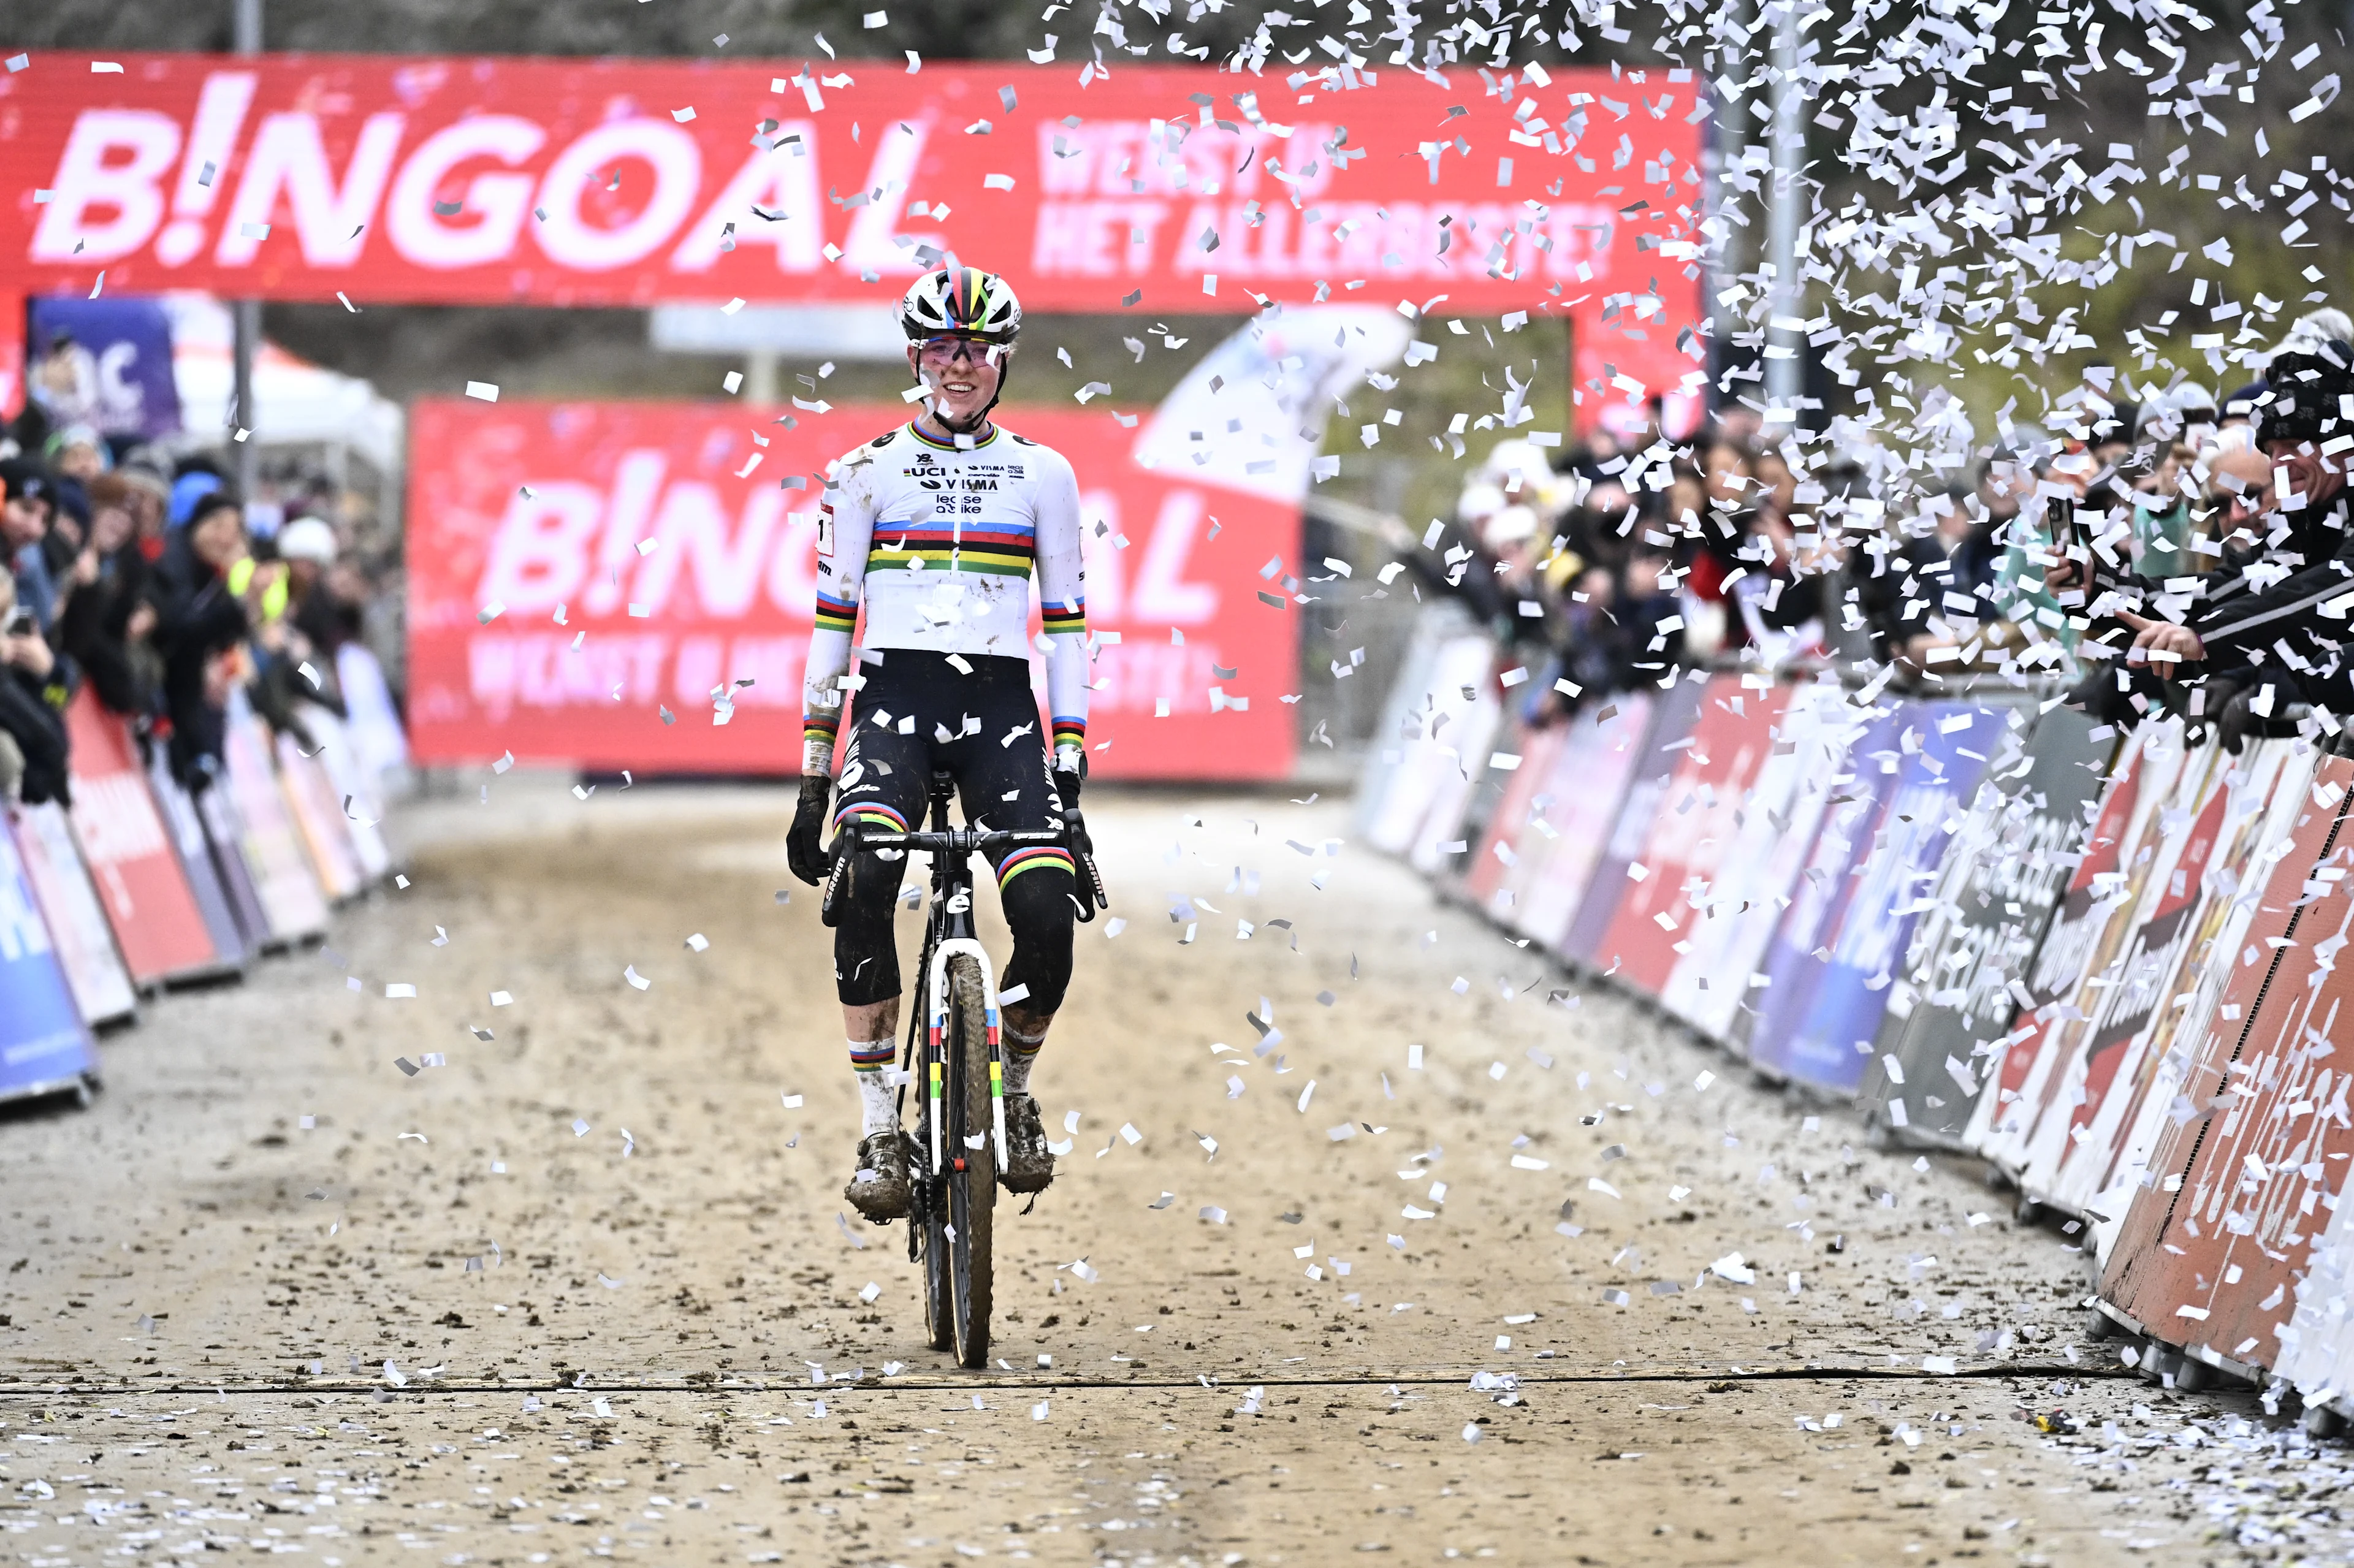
[161,294,405,476]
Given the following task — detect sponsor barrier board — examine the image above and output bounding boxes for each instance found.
[1511,693,1657,954]
[1661,675,1849,1046]
[61,691,224,986]
[0,816,100,1102]
[2099,753,2354,1372]
[10,803,137,1028]
[1591,671,1788,1000]
[221,702,332,944]
[1973,723,2184,1178]
[1559,677,1707,972]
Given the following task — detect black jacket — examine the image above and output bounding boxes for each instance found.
[147,535,251,791]
[0,664,68,806]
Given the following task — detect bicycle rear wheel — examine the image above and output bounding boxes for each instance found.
[944,956,996,1368]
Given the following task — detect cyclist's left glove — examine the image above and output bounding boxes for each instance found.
[1054,757,1108,919]
[787,774,834,886]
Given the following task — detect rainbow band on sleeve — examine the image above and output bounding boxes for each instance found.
[813,591,859,634]
[802,712,840,749]
[1041,599,1086,637]
[997,845,1077,889]
[1051,715,1087,750]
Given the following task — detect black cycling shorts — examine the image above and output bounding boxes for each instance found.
[828,649,1077,1013]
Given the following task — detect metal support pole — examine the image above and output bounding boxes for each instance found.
[746,348,780,406]
[230,0,262,502]
[1762,0,1805,415]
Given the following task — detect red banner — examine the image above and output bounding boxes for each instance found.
[405,398,1297,777]
[61,690,222,986]
[0,53,1708,433]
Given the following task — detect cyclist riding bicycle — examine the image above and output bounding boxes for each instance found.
[785,264,1091,1225]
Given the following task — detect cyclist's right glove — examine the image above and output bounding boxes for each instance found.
[787,774,834,885]
[1052,763,1089,856]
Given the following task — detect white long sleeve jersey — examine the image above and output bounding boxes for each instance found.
[801,420,1089,764]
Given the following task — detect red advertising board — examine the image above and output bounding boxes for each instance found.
[405,398,1297,776]
[2101,756,2354,1368]
[0,53,1707,434]
[59,690,222,986]
[1590,672,1786,998]
[1460,722,1561,918]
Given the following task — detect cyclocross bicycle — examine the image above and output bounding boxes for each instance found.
[821,769,1108,1367]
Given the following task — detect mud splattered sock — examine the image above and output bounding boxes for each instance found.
[849,1039,899,1136]
[1002,1020,1048,1096]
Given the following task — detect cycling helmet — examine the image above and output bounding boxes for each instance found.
[901,265,1023,344]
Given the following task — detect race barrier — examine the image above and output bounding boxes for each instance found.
[0,695,402,1108]
[1365,640,2354,1423]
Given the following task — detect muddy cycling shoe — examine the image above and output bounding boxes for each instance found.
[844,1131,917,1223]
[999,1093,1056,1193]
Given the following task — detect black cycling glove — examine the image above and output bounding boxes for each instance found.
[1053,763,1091,858]
[787,774,833,885]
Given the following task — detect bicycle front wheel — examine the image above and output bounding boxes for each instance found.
[945,954,996,1368]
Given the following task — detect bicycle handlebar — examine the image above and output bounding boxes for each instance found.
[840,824,1067,856]
[818,815,1112,927]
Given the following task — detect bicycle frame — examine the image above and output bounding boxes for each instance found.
[818,765,1106,1235]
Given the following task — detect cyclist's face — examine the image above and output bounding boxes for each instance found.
[909,335,1004,424]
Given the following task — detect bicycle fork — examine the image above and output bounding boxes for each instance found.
[923,936,1009,1175]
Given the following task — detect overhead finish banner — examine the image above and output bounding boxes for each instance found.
[0,52,1708,433]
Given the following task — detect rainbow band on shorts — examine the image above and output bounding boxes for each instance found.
[997,845,1076,889]
[832,799,910,835]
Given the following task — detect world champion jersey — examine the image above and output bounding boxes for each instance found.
[801,420,1089,761]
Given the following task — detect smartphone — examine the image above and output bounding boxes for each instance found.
[2,609,34,639]
[2045,494,2078,558]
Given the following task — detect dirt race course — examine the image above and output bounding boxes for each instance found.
[2,777,2350,1567]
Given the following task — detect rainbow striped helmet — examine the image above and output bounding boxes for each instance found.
[900,265,1023,344]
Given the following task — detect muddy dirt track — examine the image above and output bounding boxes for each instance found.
[0,776,2336,1567]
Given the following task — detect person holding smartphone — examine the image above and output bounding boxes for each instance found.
[2043,345,2354,691]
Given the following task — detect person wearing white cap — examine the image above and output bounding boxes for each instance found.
[276,516,338,569]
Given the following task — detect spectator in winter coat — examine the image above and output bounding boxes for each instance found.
[0,568,68,806]
[149,492,281,793]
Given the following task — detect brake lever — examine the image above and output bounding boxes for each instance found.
[1065,807,1110,919]
[818,828,856,929]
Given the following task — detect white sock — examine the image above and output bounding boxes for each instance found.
[1004,1022,1046,1095]
[855,1071,899,1137]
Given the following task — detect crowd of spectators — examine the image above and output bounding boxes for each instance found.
[0,415,395,808]
[1414,306,2354,748]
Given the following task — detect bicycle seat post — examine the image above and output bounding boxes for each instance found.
[928,769,956,834]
